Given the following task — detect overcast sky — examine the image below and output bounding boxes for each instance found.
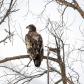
[0,0,84,84]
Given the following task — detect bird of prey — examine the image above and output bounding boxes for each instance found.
[25,24,43,67]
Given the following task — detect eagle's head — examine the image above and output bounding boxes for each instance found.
[26,24,36,32]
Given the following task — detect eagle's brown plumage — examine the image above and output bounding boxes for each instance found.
[25,24,43,67]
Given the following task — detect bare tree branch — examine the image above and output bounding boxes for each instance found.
[0,29,14,44]
[0,55,59,64]
[55,79,62,84]
[56,0,84,18]
[47,48,50,84]
[0,34,14,43]
[0,0,19,25]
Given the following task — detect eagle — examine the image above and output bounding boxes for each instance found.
[25,24,43,67]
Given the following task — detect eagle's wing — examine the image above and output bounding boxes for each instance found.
[25,32,43,61]
[25,34,33,59]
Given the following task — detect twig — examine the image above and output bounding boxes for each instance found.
[0,34,14,43]
[27,59,32,67]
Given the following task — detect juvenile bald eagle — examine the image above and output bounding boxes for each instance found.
[25,24,43,67]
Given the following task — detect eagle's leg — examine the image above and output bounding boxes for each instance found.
[27,59,32,67]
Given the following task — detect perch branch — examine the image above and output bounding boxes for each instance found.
[0,55,59,63]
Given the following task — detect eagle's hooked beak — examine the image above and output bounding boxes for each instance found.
[26,26,29,29]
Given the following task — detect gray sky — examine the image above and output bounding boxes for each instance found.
[0,0,84,84]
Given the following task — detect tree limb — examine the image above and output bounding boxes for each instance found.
[56,0,84,18]
[0,0,19,25]
[55,79,62,84]
[0,55,59,63]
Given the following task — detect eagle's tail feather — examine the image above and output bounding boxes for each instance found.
[33,54,41,67]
